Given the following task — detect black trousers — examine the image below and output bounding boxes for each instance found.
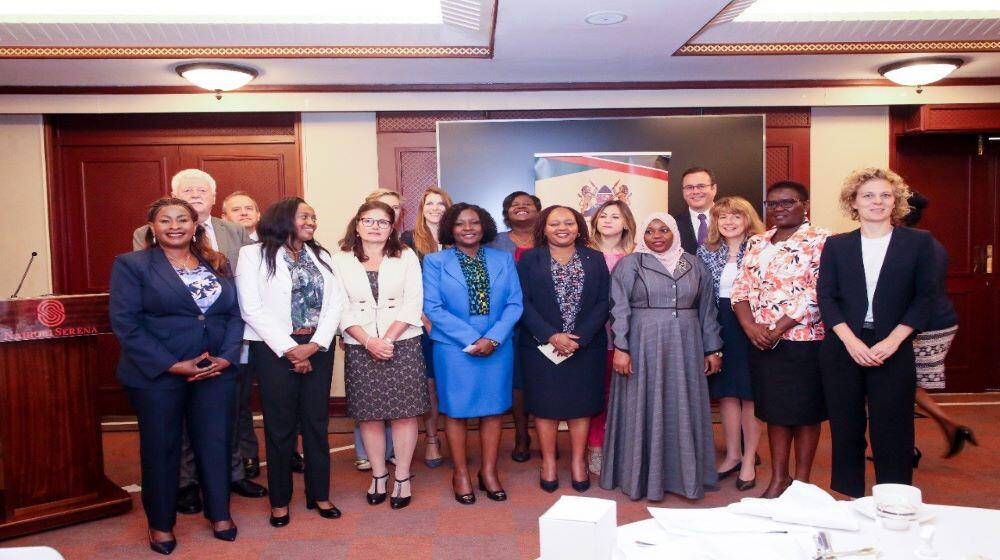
[127,373,236,532]
[253,336,334,508]
[235,360,261,460]
[820,329,917,498]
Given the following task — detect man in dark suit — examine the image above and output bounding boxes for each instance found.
[672,167,719,254]
[132,169,266,512]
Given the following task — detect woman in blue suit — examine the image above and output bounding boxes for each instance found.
[422,203,523,505]
[110,198,244,555]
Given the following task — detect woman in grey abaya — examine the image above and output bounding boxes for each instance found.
[599,212,723,501]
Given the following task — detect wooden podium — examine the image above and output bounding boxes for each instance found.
[0,294,131,540]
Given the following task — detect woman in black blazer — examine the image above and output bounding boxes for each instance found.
[110,198,244,554]
[517,206,610,492]
[818,168,936,498]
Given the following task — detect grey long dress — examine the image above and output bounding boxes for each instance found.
[599,252,723,500]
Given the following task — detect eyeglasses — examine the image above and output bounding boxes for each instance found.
[764,198,801,211]
[681,183,713,192]
[360,218,392,229]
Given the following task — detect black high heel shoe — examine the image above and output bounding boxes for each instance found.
[453,475,476,505]
[269,508,290,528]
[367,472,389,505]
[477,472,508,501]
[390,475,415,509]
[306,499,342,519]
[212,522,238,542]
[148,531,176,555]
[571,477,591,493]
[945,426,978,458]
[539,477,559,493]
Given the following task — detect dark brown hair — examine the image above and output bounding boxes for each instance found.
[680,166,717,186]
[533,205,590,248]
[339,201,404,262]
[145,197,229,275]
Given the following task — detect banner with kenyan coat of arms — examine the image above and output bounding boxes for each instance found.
[533,152,671,224]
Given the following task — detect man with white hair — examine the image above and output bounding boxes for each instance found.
[132,169,267,513]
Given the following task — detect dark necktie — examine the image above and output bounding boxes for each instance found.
[697,213,707,245]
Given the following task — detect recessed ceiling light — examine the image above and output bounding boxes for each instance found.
[585,11,627,25]
[878,57,963,87]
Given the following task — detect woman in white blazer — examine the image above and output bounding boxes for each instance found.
[332,201,429,510]
[235,197,343,527]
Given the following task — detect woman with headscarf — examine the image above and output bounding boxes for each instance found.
[600,213,723,501]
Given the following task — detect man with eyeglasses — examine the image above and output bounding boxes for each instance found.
[673,167,719,254]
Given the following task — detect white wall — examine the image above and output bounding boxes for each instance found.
[0,115,52,298]
[809,106,891,234]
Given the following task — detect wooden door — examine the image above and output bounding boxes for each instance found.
[47,113,303,416]
[894,133,999,392]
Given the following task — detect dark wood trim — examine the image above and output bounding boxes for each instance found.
[328,397,347,417]
[486,0,499,59]
[294,113,305,197]
[684,0,741,45]
[3,77,998,96]
[675,40,1000,56]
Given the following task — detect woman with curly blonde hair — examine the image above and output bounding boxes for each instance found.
[818,167,936,498]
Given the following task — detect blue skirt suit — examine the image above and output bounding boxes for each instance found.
[422,247,524,418]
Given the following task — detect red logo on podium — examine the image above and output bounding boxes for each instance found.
[37,300,67,328]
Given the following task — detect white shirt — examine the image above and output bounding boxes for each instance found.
[249,230,259,242]
[201,218,219,251]
[719,262,738,298]
[688,207,709,244]
[861,230,893,323]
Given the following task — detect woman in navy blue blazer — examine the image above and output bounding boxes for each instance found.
[517,206,610,493]
[110,198,244,555]
[818,168,936,498]
[422,203,523,505]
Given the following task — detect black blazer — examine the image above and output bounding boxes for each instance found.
[515,245,610,348]
[817,227,936,341]
[672,209,700,255]
[109,247,244,390]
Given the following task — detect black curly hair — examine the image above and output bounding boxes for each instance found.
[438,203,498,246]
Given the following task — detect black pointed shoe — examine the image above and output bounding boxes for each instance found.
[736,477,757,491]
[945,426,978,458]
[367,472,389,505]
[269,510,290,528]
[539,477,559,493]
[571,477,591,493]
[148,532,176,556]
[213,523,238,542]
[717,462,742,480]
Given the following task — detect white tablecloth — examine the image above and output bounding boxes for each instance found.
[615,503,1000,560]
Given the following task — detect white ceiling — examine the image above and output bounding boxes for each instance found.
[0,0,997,88]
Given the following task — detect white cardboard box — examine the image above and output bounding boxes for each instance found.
[538,496,617,560]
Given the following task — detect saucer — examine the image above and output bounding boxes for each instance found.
[852,496,934,523]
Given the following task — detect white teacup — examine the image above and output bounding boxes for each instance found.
[872,484,922,530]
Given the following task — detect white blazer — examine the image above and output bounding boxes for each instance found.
[235,243,343,356]
[330,248,423,345]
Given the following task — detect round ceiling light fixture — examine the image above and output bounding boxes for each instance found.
[878,57,963,92]
[176,62,259,100]
[584,11,627,25]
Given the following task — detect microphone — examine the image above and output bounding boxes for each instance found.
[10,252,38,299]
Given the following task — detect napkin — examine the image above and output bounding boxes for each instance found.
[727,481,860,531]
[648,506,790,534]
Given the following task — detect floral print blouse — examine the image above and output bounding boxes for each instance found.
[283,249,325,330]
[730,222,830,341]
[173,264,221,312]
[456,248,491,315]
[551,252,585,332]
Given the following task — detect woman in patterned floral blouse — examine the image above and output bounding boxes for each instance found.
[731,181,830,499]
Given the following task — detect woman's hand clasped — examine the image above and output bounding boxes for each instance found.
[168,352,230,382]
[285,343,320,374]
[365,337,395,361]
[844,336,884,367]
[743,322,779,350]
[548,333,580,357]
[467,338,496,357]
[612,349,632,377]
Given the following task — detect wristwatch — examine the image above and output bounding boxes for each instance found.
[486,338,500,348]
[705,350,723,358]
